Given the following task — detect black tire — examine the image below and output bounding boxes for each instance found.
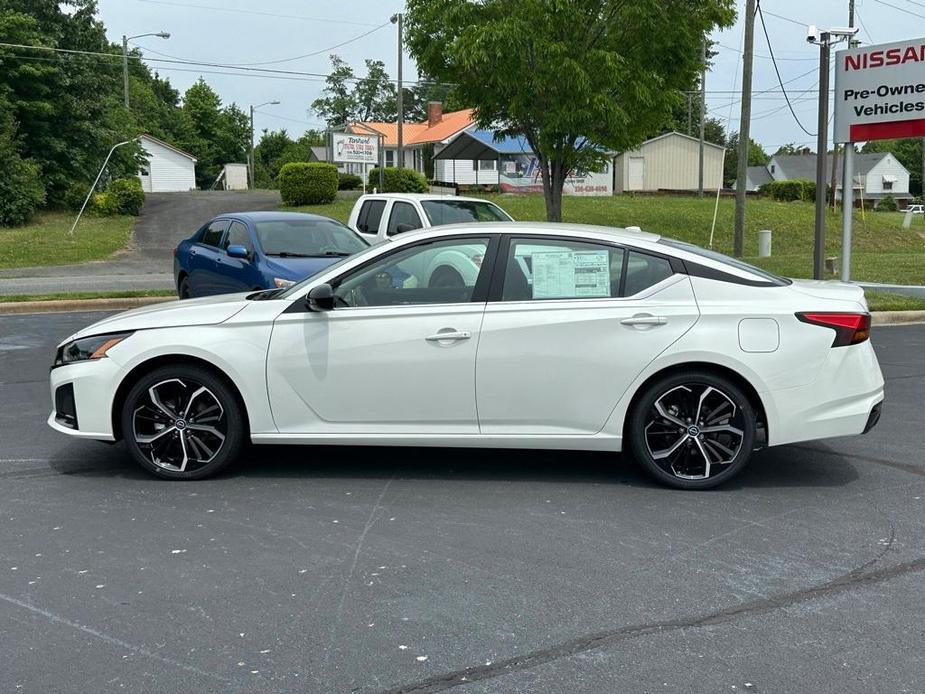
[178,275,192,299]
[120,364,246,480]
[628,370,756,490]
[428,266,465,289]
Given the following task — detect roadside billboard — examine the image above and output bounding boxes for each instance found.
[834,37,925,143]
[499,155,612,196]
[331,132,379,164]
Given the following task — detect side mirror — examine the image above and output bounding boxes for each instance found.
[226,244,250,260]
[306,283,335,311]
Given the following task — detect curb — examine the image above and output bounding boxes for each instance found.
[871,310,925,326]
[0,296,174,315]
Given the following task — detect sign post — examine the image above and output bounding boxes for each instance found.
[330,132,380,195]
[834,37,925,281]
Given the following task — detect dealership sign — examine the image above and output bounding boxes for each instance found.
[834,37,925,142]
[331,133,379,164]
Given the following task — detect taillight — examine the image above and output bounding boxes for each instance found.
[795,312,871,347]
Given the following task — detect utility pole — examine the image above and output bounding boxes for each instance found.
[121,31,169,109]
[841,0,858,280]
[249,100,280,189]
[733,0,757,258]
[391,13,404,169]
[813,32,831,280]
[698,38,706,198]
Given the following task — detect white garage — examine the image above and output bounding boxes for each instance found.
[137,134,197,192]
[614,131,725,194]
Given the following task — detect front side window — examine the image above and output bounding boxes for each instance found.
[386,202,423,236]
[502,238,625,301]
[333,237,489,308]
[199,220,228,248]
[224,221,253,253]
[255,218,367,257]
[421,199,512,226]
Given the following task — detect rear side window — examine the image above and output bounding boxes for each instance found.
[386,202,423,236]
[224,221,253,253]
[357,200,386,234]
[623,251,674,296]
[200,220,228,248]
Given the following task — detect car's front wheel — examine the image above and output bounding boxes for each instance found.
[178,276,192,299]
[121,365,245,480]
[628,371,756,490]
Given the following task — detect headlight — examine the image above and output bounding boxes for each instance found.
[273,277,296,288]
[54,332,133,367]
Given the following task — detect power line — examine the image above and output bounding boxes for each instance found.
[756,1,816,137]
[716,42,816,61]
[758,8,808,27]
[131,22,390,67]
[855,10,875,44]
[871,0,925,18]
[135,0,384,27]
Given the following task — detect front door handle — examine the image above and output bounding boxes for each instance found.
[426,330,471,342]
[620,315,667,326]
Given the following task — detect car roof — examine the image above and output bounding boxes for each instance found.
[215,211,339,223]
[394,221,661,243]
[357,193,502,204]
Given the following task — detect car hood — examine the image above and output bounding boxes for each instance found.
[788,279,867,308]
[264,256,343,280]
[67,293,253,342]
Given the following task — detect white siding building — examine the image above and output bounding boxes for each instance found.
[613,132,725,194]
[137,134,197,192]
[763,152,911,204]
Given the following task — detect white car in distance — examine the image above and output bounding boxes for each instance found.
[48,223,884,489]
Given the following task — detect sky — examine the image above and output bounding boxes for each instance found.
[97,0,922,153]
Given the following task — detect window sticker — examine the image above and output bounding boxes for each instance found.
[530,250,610,298]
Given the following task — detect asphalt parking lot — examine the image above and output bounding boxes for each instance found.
[2,311,924,693]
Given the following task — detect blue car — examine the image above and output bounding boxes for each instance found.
[173,211,369,298]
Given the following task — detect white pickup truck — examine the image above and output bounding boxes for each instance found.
[346,193,514,290]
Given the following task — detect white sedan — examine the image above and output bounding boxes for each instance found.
[48,223,884,489]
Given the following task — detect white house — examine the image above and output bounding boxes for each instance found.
[762,152,911,204]
[137,134,197,192]
[613,132,725,194]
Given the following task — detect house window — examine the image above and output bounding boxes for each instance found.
[770,164,775,174]
[479,160,496,171]
[883,180,893,191]
[386,150,395,167]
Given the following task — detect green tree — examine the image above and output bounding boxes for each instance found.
[404,73,461,122]
[405,0,735,221]
[354,59,396,121]
[180,79,249,187]
[773,143,807,156]
[311,55,357,126]
[724,132,769,187]
[862,139,923,196]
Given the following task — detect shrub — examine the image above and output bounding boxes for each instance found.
[278,162,338,205]
[64,182,91,211]
[0,155,45,226]
[90,191,121,216]
[367,167,429,193]
[338,172,363,190]
[876,194,898,212]
[759,179,816,202]
[108,177,145,215]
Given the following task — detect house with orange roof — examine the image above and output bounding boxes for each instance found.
[344,102,484,181]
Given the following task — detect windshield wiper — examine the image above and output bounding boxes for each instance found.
[267,251,352,258]
[266,252,312,258]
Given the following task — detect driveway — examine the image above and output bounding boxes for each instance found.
[2,314,924,693]
[0,191,282,295]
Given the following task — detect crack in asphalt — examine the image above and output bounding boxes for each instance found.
[376,557,925,694]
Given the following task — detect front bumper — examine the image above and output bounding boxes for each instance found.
[48,359,120,441]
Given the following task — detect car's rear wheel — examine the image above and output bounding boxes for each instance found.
[120,365,245,480]
[628,371,755,490]
[178,276,192,299]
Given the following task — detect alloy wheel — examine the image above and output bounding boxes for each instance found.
[643,384,746,480]
[131,378,227,473]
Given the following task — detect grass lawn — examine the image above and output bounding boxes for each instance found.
[864,291,925,312]
[290,194,925,285]
[0,289,175,303]
[0,212,134,270]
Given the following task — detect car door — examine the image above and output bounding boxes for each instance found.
[385,201,424,238]
[187,219,229,296]
[215,219,258,293]
[354,198,387,243]
[475,236,700,435]
[266,234,498,435]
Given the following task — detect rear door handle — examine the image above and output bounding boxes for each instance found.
[426,330,471,342]
[621,315,666,326]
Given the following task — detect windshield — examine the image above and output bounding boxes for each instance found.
[658,238,790,286]
[421,199,512,226]
[255,219,368,257]
[277,242,384,299]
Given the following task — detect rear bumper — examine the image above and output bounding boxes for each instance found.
[863,401,882,434]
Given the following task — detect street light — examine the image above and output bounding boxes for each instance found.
[122,31,170,109]
[250,101,280,189]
